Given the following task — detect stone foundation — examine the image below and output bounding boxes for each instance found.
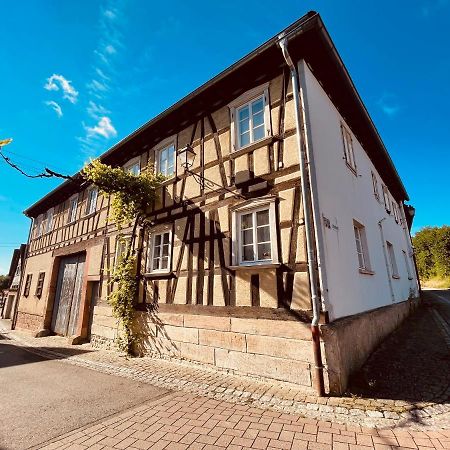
[90,333,115,350]
[132,309,315,392]
[15,311,44,331]
[321,297,420,395]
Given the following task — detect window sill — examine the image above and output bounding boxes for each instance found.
[83,212,96,219]
[359,268,375,275]
[229,263,280,271]
[231,136,274,158]
[345,162,357,176]
[143,272,175,280]
[392,275,400,280]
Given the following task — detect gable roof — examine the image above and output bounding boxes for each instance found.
[24,11,408,217]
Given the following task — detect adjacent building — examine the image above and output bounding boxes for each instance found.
[14,12,419,394]
[2,244,26,320]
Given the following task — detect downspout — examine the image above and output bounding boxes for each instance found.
[378,218,395,303]
[278,36,325,396]
[12,218,33,330]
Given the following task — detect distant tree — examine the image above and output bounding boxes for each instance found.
[0,275,11,297]
[413,226,450,280]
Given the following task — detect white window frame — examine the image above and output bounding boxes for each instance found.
[35,215,43,237]
[45,208,54,234]
[382,186,391,214]
[85,188,98,216]
[67,195,78,224]
[156,144,176,178]
[402,250,413,280]
[371,172,380,201]
[353,220,372,272]
[231,198,279,266]
[115,235,132,267]
[229,83,271,151]
[124,156,141,176]
[387,241,399,278]
[147,229,173,273]
[341,123,356,173]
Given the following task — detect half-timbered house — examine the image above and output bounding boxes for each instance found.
[14,12,419,394]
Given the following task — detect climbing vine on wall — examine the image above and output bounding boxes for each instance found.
[82,159,165,353]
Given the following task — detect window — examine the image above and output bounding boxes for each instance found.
[236,96,266,148]
[386,241,399,278]
[125,159,140,176]
[68,196,78,223]
[371,172,380,201]
[233,200,278,266]
[157,144,176,177]
[46,208,53,233]
[229,84,270,151]
[353,221,371,272]
[85,188,98,215]
[115,235,131,266]
[402,250,413,280]
[35,216,42,238]
[341,124,356,172]
[23,274,32,297]
[35,272,45,298]
[148,230,172,272]
[382,186,391,214]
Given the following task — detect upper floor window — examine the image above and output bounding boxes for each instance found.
[157,144,176,177]
[124,157,140,176]
[341,124,356,172]
[85,188,98,216]
[68,196,78,224]
[382,186,391,214]
[402,250,413,280]
[232,199,278,266]
[115,235,131,266]
[371,172,380,201]
[148,230,172,272]
[386,241,399,278]
[353,220,371,273]
[35,272,45,298]
[46,208,53,233]
[229,84,270,151]
[35,216,43,237]
[23,274,32,297]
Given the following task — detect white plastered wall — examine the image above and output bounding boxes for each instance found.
[301,61,419,321]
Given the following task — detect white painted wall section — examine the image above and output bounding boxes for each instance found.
[300,61,419,321]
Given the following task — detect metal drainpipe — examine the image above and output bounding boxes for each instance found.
[278,36,325,396]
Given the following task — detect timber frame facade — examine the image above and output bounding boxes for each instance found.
[14,12,419,395]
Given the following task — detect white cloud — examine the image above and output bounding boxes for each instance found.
[44,74,79,103]
[105,44,116,55]
[87,79,109,93]
[45,100,63,118]
[377,93,401,118]
[87,101,111,119]
[85,116,117,139]
[104,9,116,19]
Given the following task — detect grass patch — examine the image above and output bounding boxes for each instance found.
[421,276,450,289]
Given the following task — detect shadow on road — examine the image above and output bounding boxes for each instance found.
[0,338,93,369]
[347,291,450,408]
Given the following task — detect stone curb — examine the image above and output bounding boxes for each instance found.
[1,326,449,430]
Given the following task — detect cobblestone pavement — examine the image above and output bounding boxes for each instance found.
[348,291,450,405]
[1,292,449,437]
[37,392,450,450]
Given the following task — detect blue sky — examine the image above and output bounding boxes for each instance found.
[0,0,449,274]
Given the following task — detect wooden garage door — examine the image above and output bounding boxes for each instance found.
[51,254,86,336]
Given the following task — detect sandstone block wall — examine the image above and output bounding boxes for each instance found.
[131,310,315,393]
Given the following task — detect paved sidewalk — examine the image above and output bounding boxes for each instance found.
[37,392,450,450]
[1,293,449,434]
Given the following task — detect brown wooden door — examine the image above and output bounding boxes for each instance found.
[51,254,86,336]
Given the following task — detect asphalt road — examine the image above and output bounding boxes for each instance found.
[0,337,170,450]
[427,288,450,327]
